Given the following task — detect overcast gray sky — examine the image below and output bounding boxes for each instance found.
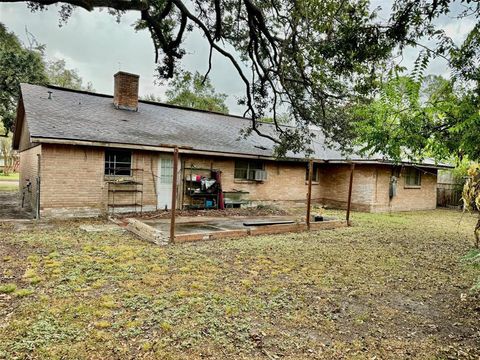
[0,1,474,115]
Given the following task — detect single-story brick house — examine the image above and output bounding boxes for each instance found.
[13,72,450,218]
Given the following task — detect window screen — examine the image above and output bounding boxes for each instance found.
[160,158,174,184]
[234,160,264,179]
[305,162,320,182]
[405,167,421,186]
[105,150,132,176]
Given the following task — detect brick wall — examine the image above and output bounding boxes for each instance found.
[18,145,41,211]
[32,145,438,217]
[316,163,437,212]
[318,164,376,211]
[39,144,158,217]
[181,155,320,203]
[41,145,105,215]
[372,166,437,212]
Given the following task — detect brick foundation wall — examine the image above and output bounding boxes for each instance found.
[18,145,41,211]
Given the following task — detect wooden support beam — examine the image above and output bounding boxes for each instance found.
[306,159,313,230]
[36,154,41,220]
[346,163,355,226]
[170,147,179,243]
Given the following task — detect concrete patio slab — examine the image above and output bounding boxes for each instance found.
[131,216,348,244]
[79,224,125,233]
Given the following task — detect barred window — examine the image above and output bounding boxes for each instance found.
[105,149,132,176]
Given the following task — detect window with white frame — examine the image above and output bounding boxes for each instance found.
[234,160,264,180]
[104,149,132,176]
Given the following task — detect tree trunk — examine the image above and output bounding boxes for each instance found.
[475,215,480,249]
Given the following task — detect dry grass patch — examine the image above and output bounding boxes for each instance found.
[0,210,479,359]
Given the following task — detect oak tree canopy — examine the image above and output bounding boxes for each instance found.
[1,0,479,156]
[165,70,229,113]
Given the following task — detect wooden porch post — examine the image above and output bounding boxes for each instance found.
[170,147,179,243]
[306,159,313,230]
[346,163,355,226]
[36,153,41,220]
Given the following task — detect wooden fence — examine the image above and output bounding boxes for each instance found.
[437,183,462,208]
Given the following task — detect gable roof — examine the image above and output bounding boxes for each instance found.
[15,83,451,168]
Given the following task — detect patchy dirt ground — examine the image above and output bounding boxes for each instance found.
[0,191,32,220]
[0,209,479,359]
[127,205,290,220]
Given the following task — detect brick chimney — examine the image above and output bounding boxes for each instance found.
[113,71,139,111]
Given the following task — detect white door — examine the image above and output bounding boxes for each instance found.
[157,155,174,209]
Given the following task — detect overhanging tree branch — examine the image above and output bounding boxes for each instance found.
[2,0,476,156]
[7,0,148,11]
[169,0,281,144]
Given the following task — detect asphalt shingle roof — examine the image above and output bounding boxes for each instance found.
[19,83,449,168]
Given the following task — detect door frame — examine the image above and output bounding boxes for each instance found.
[156,153,181,210]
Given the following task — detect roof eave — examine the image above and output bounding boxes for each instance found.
[29,136,317,162]
[30,136,452,169]
[325,159,453,169]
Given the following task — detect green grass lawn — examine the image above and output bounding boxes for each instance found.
[0,183,18,191]
[0,172,19,181]
[0,172,19,191]
[0,210,479,359]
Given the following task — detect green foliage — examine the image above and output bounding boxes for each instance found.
[451,158,473,184]
[0,172,19,180]
[450,23,480,92]
[10,312,85,353]
[462,249,480,269]
[352,75,480,162]
[135,0,479,156]
[0,211,479,358]
[0,24,47,133]
[462,164,480,213]
[14,288,35,297]
[0,283,17,294]
[46,59,94,92]
[0,122,16,175]
[5,0,480,156]
[165,71,229,113]
[0,183,18,191]
[462,164,480,248]
[140,93,162,102]
[254,203,283,214]
[462,249,480,291]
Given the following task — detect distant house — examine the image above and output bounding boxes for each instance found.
[13,72,450,218]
